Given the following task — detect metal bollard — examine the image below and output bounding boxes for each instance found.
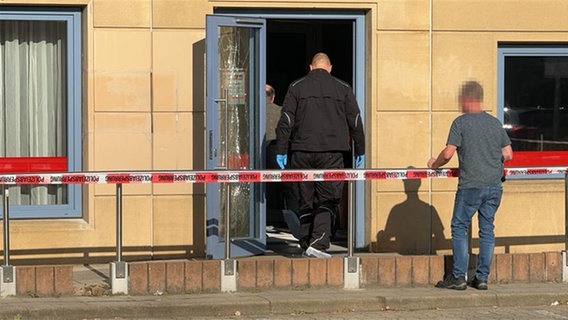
[347,180,354,258]
[116,183,123,263]
[1,185,15,296]
[224,182,231,261]
[111,183,127,294]
[112,183,126,280]
[344,158,360,289]
[221,182,236,292]
[2,186,9,268]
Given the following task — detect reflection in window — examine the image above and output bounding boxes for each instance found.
[504,56,568,152]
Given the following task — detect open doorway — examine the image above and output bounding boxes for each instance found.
[212,7,366,254]
[266,19,353,105]
[264,19,355,252]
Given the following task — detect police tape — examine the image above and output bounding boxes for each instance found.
[0,167,565,185]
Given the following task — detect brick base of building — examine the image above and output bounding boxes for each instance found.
[15,265,74,296]
[126,252,562,295]
[10,252,563,296]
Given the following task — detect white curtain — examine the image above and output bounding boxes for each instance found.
[0,20,67,205]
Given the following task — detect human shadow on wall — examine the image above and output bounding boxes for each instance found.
[376,169,447,255]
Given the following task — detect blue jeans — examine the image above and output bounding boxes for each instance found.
[451,183,503,281]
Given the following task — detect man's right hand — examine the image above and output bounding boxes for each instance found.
[276,154,287,169]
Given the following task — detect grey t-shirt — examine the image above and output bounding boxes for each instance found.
[447,112,511,189]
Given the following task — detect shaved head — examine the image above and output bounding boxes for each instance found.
[310,52,332,72]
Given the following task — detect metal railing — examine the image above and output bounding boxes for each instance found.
[0,167,566,270]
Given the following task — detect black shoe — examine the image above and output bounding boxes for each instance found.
[435,275,467,290]
[469,276,488,290]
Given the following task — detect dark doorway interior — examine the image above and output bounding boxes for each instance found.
[265,19,354,238]
[266,19,353,105]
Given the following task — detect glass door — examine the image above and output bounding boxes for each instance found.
[205,15,266,259]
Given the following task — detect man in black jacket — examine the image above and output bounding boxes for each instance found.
[275,52,365,258]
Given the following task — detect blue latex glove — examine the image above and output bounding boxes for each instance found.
[276,154,287,169]
[355,154,365,168]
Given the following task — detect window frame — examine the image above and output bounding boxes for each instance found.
[0,7,82,218]
[498,44,568,179]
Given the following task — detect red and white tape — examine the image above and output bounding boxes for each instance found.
[0,167,565,185]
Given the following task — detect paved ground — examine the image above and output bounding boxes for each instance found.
[194,305,568,320]
[2,282,568,320]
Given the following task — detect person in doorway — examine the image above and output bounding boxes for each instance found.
[275,52,365,258]
[265,84,281,172]
[265,84,281,147]
[428,80,513,290]
[265,84,285,228]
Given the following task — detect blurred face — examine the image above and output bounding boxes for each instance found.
[459,96,480,113]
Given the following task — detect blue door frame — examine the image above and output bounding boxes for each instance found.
[205,15,267,259]
[209,10,368,251]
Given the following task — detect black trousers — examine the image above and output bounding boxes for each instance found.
[291,151,344,250]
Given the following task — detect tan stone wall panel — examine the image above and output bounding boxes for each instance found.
[93,113,153,195]
[498,189,564,237]
[376,112,430,168]
[434,0,568,31]
[95,72,151,112]
[94,30,152,112]
[94,30,151,71]
[377,32,430,111]
[94,0,151,28]
[120,196,153,248]
[377,0,430,31]
[153,30,205,112]
[9,217,110,251]
[153,0,210,29]
[432,32,496,111]
[152,196,193,246]
[152,112,193,168]
[152,112,199,195]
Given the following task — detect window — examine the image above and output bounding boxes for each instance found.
[0,8,81,218]
[498,45,568,169]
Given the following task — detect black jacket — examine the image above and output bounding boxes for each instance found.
[276,68,365,156]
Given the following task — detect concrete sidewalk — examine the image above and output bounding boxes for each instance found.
[1,282,567,319]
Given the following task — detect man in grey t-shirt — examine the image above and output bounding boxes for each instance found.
[427,80,513,291]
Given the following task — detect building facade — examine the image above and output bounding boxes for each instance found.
[0,0,566,263]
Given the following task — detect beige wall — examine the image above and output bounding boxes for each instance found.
[3,0,567,262]
[375,0,566,254]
